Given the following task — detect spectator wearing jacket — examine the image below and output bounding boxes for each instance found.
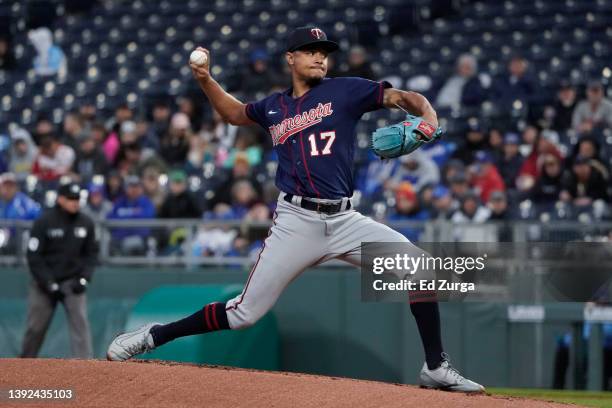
[469,151,506,202]
[32,133,75,182]
[496,133,524,190]
[159,113,191,167]
[157,170,202,253]
[0,173,40,220]
[549,81,577,132]
[487,190,513,241]
[233,48,278,99]
[431,185,455,220]
[491,54,536,110]
[107,175,156,255]
[158,170,201,219]
[451,191,491,224]
[572,80,612,136]
[528,153,565,207]
[452,119,489,165]
[27,27,66,77]
[567,136,609,182]
[435,53,485,111]
[517,134,563,192]
[70,133,109,184]
[9,128,38,182]
[561,155,609,207]
[62,111,87,152]
[82,183,113,222]
[388,182,430,241]
[386,149,441,192]
[338,45,376,80]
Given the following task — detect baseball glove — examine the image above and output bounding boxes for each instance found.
[371,115,442,159]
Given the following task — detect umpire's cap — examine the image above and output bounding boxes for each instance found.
[58,182,81,200]
[286,26,338,53]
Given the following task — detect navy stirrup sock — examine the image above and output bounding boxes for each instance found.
[150,302,230,347]
[410,300,444,370]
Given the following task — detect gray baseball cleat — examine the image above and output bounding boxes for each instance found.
[106,322,160,361]
[419,354,485,393]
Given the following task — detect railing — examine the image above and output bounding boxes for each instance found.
[2,218,612,267]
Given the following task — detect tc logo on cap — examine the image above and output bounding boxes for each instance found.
[310,28,324,39]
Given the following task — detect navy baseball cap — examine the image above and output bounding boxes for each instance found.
[474,150,492,163]
[286,26,339,53]
[88,182,105,195]
[432,185,450,199]
[504,132,520,145]
[250,48,269,63]
[58,182,81,200]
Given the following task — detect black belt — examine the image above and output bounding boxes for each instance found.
[284,194,351,215]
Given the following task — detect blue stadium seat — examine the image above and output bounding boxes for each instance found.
[472,2,496,19]
[0,0,609,213]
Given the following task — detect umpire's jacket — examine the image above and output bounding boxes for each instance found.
[26,205,98,287]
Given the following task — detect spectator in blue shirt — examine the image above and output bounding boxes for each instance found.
[386,149,441,193]
[0,172,41,252]
[431,185,455,220]
[0,173,41,220]
[229,179,259,220]
[107,175,156,255]
[27,27,66,78]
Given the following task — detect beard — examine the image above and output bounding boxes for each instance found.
[305,75,323,87]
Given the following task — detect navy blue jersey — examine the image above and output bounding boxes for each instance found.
[246,77,391,199]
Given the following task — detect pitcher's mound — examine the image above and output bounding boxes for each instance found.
[1,359,572,407]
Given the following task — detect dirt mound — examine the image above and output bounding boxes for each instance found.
[0,359,576,407]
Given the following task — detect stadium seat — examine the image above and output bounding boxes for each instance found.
[0,0,609,229]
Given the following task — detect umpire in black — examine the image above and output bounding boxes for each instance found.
[21,182,98,358]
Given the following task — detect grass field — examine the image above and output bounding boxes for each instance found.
[489,388,612,408]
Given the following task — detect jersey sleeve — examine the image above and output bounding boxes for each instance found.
[342,77,392,117]
[245,96,272,129]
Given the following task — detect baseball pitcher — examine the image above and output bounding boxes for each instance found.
[107,26,484,392]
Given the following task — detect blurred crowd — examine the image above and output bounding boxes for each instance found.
[2,20,612,255]
[360,51,612,239]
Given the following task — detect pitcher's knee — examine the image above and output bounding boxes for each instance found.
[390,229,411,243]
[227,306,266,330]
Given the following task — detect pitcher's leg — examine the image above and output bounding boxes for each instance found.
[225,213,324,329]
[331,213,443,369]
[150,204,324,349]
[150,301,230,347]
[21,282,57,358]
[153,246,314,349]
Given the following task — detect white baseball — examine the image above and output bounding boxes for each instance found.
[189,49,208,66]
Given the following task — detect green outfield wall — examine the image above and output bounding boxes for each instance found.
[0,266,606,390]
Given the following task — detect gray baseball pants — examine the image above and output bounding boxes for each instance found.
[226,192,425,329]
[21,280,93,358]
